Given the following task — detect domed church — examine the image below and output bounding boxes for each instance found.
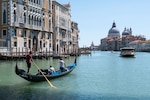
[108,22,120,38]
[100,22,146,51]
[122,27,132,35]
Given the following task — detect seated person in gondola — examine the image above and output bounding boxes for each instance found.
[48,65,55,74]
[36,69,48,75]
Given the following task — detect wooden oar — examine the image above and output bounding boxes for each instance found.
[32,61,56,88]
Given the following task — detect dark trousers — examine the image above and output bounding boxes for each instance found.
[60,67,67,72]
[27,62,31,73]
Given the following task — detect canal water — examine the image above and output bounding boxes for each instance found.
[0,51,150,100]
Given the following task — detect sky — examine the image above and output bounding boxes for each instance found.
[56,0,150,47]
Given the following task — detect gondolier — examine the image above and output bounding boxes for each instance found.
[26,51,32,73]
[59,58,68,72]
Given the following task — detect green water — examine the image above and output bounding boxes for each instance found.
[0,51,150,100]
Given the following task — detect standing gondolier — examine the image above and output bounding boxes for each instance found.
[26,51,32,73]
[59,58,68,72]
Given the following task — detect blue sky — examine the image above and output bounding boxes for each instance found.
[56,0,150,47]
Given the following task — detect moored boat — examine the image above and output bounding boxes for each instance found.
[15,58,77,82]
[120,47,135,57]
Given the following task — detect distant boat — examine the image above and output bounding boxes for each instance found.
[80,50,91,55]
[120,47,135,57]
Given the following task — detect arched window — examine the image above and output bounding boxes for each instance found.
[36,17,37,26]
[34,16,36,25]
[14,29,17,36]
[31,16,33,25]
[24,13,26,23]
[43,18,45,27]
[28,15,30,24]
[49,19,51,29]
[39,18,41,26]
[14,10,16,22]
[36,17,38,26]
[37,0,38,4]
[3,10,6,24]
[38,0,41,5]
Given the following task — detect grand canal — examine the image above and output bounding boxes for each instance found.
[0,51,150,100]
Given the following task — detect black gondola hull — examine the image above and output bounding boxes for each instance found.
[15,59,77,82]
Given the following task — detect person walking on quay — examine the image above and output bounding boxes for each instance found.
[26,51,32,73]
[59,58,68,72]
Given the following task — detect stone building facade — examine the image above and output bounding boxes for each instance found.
[71,21,79,53]
[52,1,79,55]
[0,0,79,55]
[0,0,53,53]
[52,1,71,55]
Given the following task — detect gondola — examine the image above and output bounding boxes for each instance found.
[15,58,77,82]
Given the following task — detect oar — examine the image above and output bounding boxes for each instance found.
[32,61,56,88]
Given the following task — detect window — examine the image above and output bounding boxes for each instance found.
[36,17,38,26]
[48,34,51,39]
[28,15,30,24]
[40,41,42,48]
[3,10,6,24]
[14,42,17,47]
[24,42,27,47]
[39,18,41,26]
[43,18,45,27]
[14,10,16,22]
[21,30,24,37]
[2,30,7,39]
[41,33,43,39]
[49,43,51,48]
[14,29,17,36]
[24,7,26,10]
[37,0,38,4]
[13,4,16,7]
[43,43,45,47]
[24,13,26,23]
[34,16,36,25]
[31,16,33,25]
[24,30,26,37]
[49,19,51,29]
[39,0,40,5]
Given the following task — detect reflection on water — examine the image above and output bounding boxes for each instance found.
[1,51,150,100]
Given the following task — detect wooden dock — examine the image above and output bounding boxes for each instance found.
[0,47,80,60]
[0,52,80,60]
[0,52,53,60]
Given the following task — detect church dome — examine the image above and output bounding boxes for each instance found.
[108,22,120,38]
[122,31,130,35]
[122,28,132,35]
[108,27,120,33]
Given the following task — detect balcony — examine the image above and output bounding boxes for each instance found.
[19,23,25,28]
[13,36,17,40]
